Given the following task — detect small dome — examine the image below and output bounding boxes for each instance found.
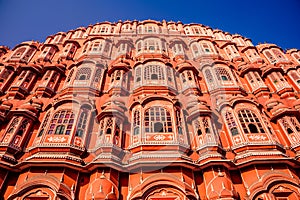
[86,175,118,200]
[207,174,237,200]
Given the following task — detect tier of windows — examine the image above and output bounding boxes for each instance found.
[8,34,295,67]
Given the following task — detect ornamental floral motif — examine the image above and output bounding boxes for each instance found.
[248,135,267,141]
[47,136,67,143]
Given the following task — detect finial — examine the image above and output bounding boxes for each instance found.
[217,167,224,177]
[111,185,115,194]
[140,169,143,184]
[100,170,106,179]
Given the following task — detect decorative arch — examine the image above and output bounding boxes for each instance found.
[8,175,73,200]
[220,102,277,148]
[250,173,300,200]
[129,173,198,200]
[202,61,238,92]
[133,60,176,89]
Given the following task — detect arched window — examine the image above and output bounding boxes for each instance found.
[0,68,13,84]
[11,47,26,59]
[75,111,88,137]
[224,45,240,59]
[181,73,187,83]
[292,52,300,63]
[176,110,183,135]
[237,109,265,134]
[225,111,239,136]
[104,118,113,135]
[75,68,91,81]
[144,65,164,81]
[199,41,215,54]
[144,25,158,33]
[135,67,142,83]
[66,69,75,83]
[204,69,214,83]
[191,26,203,35]
[268,71,290,90]
[191,43,200,58]
[288,70,300,88]
[93,68,102,88]
[245,71,267,91]
[38,112,50,137]
[115,70,121,80]
[144,107,172,133]
[133,110,140,135]
[264,50,276,63]
[137,41,142,52]
[145,38,160,52]
[91,41,103,52]
[194,117,212,136]
[5,117,20,137]
[48,110,75,135]
[215,67,232,82]
[272,49,285,60]
[171,43,184,56]
[184,27,191,35]
[166,67,174,83]
[280,117,300,136]
[23,48,35,62]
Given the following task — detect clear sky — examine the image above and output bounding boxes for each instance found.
[0,0,299,50]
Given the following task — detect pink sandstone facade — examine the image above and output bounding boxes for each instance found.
[0,20,300,199]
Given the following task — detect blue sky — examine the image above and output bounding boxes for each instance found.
[0,0,299,50]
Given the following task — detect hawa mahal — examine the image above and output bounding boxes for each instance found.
[0,20,300,200]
